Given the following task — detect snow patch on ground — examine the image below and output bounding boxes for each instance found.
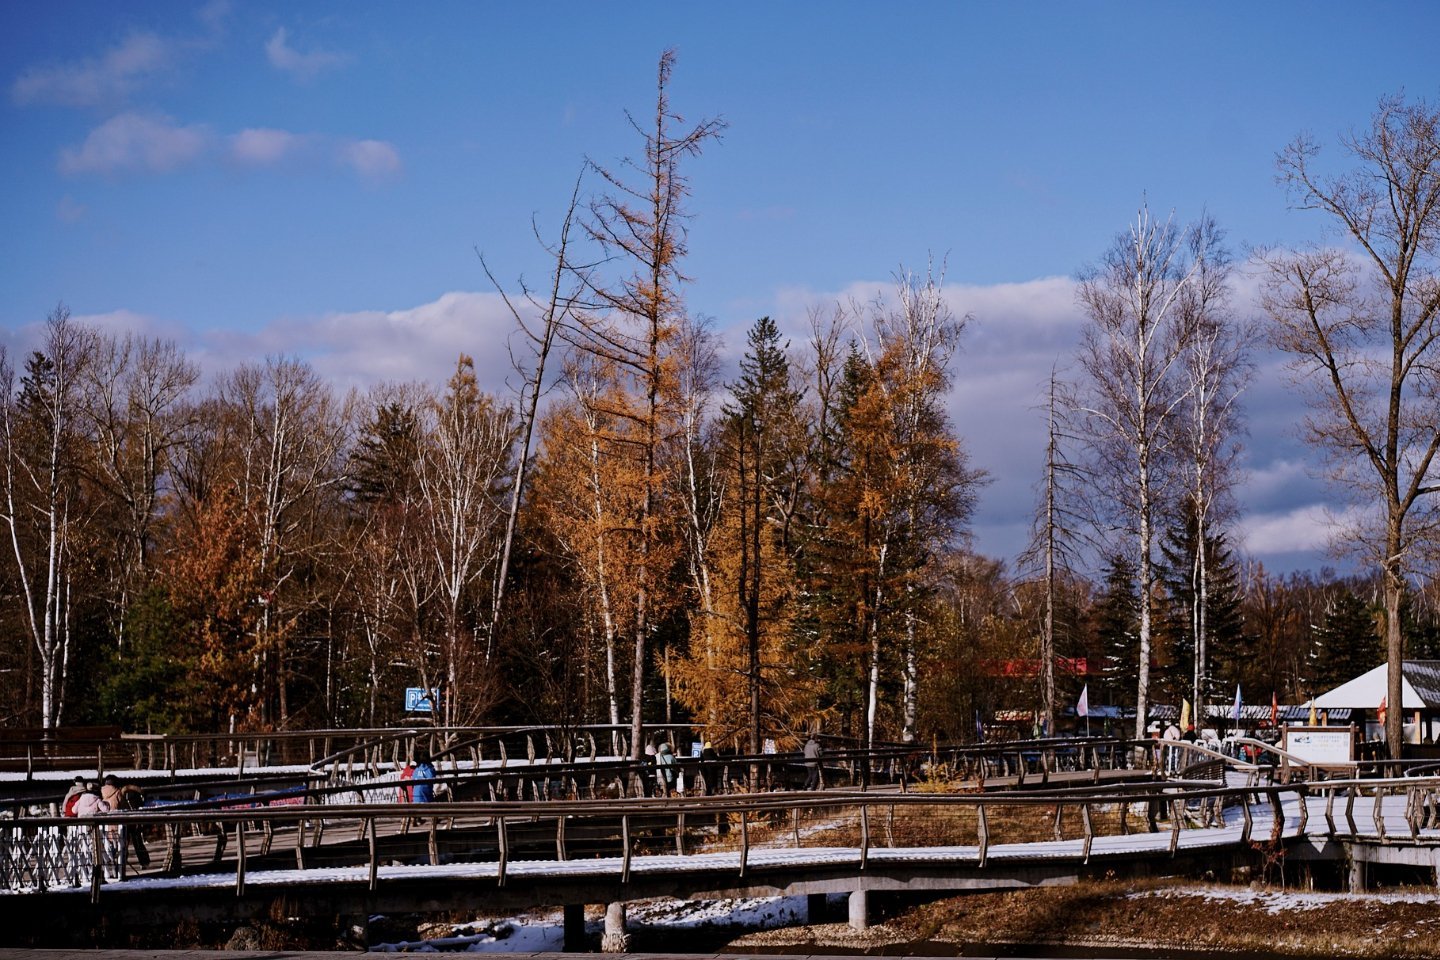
[368,896,812,952]
[1130,885,1440,912]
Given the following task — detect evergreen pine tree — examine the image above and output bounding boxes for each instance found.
[1092,554,1140,709]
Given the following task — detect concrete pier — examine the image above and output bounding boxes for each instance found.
[848,888,868,931]
[601,901,630,952]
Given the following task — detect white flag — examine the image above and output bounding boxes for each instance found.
[1077,684,1089,718]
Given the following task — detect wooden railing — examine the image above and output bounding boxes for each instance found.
[0,777,1297,899]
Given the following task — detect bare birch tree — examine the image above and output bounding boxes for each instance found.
[1175,219,1251,713]
[416,356,515,724]
[223,357,349,727]
[81,331,197,647]
[1076,205,1206,742]
[1261,94,1440,757]
[0,306,94,728]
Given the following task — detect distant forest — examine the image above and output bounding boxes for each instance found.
[4,57,1437,757]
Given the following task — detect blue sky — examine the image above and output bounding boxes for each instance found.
[2,2,1437,573]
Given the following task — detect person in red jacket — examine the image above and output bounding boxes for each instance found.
[61,776,86,817]
[398,759,417,802]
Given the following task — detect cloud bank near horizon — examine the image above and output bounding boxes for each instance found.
[0,274,1344,574]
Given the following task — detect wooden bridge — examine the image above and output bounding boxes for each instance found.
[1,731,1430,947]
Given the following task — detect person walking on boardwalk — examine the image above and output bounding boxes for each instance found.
[61,776,85,817]
[655,741,677,796]
[700,740,720,794]
[803,734,823,791]
[101,775,150,867]
[410,749,437,803]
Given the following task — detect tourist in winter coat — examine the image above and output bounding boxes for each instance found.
[655,742,677,796]
[410,750,436,803]
[72,785,112,817]
[101,774,144,811]
[700,741,720,794]
[803,735,823,791]
[101,775,151,867]
[398,759,417,802]
[61,776,86,817]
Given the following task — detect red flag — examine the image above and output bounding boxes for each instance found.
[1378,696,1388,725]
[1270,691,1278,728]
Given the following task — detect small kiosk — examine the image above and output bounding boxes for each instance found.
[1308,660,1440,760]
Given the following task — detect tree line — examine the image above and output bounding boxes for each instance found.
[3,57,1437,760]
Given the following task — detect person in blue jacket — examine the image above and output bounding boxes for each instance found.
[411,748,437,803]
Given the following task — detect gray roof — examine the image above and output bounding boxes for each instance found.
[1404,661,1440,707]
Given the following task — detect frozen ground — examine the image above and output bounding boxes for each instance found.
[1131,885,1440,911]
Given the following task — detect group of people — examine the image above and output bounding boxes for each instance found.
[59,774,150,867]
[646,735,825,796]
[61,774,144,817]
[397,749,437,803]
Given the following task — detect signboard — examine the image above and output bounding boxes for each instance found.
[690,742,704,758]
[404,687,438,713]
[1284,726,1353,766]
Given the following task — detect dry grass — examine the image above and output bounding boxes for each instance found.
[732,878,1440,958]
[693,798,1175,853]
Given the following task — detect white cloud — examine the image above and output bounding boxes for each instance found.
[1236,504,1362,556]
[210,292,518,392]
[196,0,231,34]
[55,195,87,224]
[340,139,403,181]
[58,112,211,175]
[265,27,346,81]
[43,273,1350,575]
[229,127,305,166]
[61,116,399,183]
[11,33,171,107]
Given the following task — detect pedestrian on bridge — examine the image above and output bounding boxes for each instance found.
[61,776,85,817]
[410,750,436,803]
[655,741,677,796]
[101,775,150,868]
[804,735,823,791]
[72,783,111,817]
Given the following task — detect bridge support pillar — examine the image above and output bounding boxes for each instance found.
[563,904,586,952]
[848,888,868,932]
[1349,858,1366,893]
[807,893,828,924]
[601,901,630,952]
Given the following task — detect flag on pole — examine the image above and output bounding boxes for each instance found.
[1180,698,1191,730]
[1308,699,1318,727]
[1077,684,1089,718]
[1232,684,1243,727]
[1378,696,1387,726]
[1270,691,1279,728]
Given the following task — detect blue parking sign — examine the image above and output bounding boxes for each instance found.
[405,687,437,712]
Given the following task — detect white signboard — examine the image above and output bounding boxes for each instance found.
[1284,727,1353,766]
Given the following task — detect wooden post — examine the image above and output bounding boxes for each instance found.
[859,804,869,870]
[235,821,246,897]
[620,815,630,884]
[497,816,509,886]
[367,817,378,891]
[89,823,103,905]
[977,803,989,868]
[739,810,749,877]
